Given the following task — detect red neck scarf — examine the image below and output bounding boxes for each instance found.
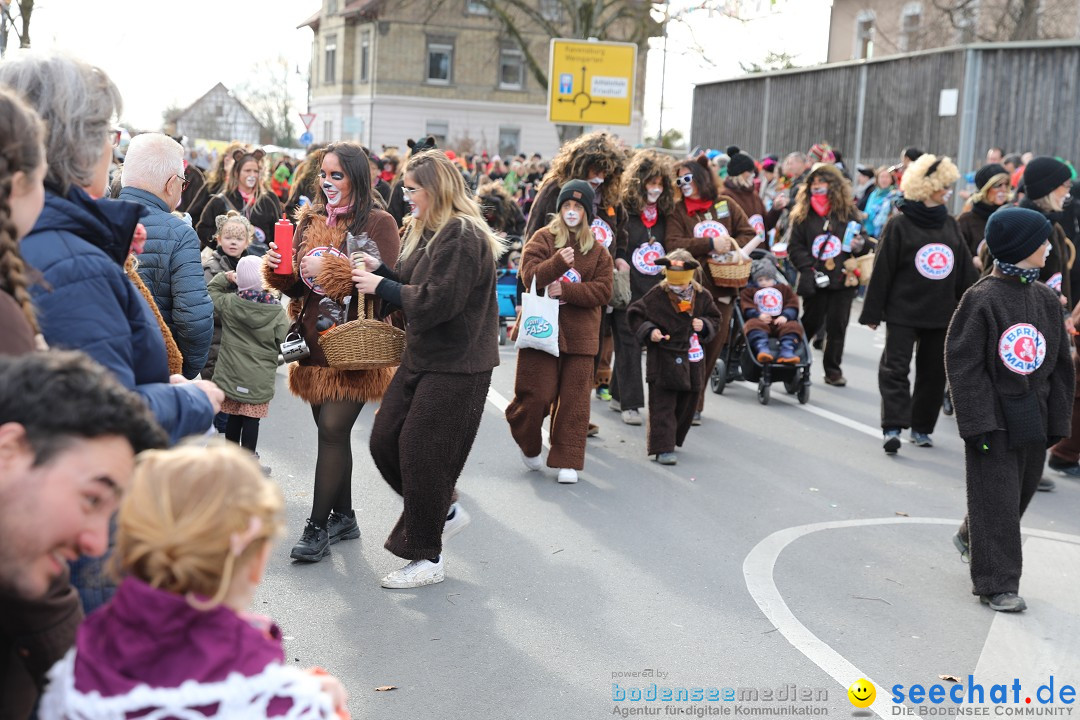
[684,196,713,216]
[810,195,831,217]
[238,188,255,206]
[641,203,658,228]
[326,203,354,227]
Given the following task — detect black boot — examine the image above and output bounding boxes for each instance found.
[747,330,773,363]
[777,335,799,363]
[290,519,330,562]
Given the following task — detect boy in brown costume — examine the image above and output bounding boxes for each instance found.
[739,263,804,364]
[628,250,722,465]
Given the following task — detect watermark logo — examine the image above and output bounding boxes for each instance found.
[849,679,876,708]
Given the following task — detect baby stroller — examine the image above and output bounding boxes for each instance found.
[710,252,812,405]
[496,268,518,345]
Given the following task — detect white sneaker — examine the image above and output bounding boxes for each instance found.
[442,502,471,542]
[557,468,578,484]
[521,450,542,471]
[380,557,445,589]
[621,409,643,426]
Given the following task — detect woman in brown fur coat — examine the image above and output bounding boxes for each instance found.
[506,180,614,484]
[263,142,400,562]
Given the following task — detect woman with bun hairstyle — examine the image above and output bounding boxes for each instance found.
[609,149,676,426]
[507,179,613,485]
[40,443,349,718]
[0,87,47,355]
[263,142,400,563]
[352,150,503,589]
[187,140,246,240]
[787,162,865,387]
[666,154,756,421]
[197,148,283,255]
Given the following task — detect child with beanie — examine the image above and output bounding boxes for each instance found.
[1019,156,1075,306]
[207,255,289,459]
[627,249,721,465]
[945,207,1074,613]
[39,443,349,719]
[506,179,613,484]
[860,154,978,453]
[739,263,804,364]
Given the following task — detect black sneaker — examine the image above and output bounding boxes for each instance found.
[290,520,330,562]
[980,592,1027,612]
[327,511,360,545]
[1038,477,1056,492]
[1047,456,1080,477]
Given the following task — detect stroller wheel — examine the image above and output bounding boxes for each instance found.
[498,325,508,346]
[783,377,799,395]
[711,359,727,395]
[757,383,770,405]
[797,382,810,405]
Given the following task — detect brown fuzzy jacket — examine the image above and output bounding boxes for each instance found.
[262,207,400,405]
[665,196,756,301]
[723,180,782,233]
[627,283,722,392]
[519,227,614,356]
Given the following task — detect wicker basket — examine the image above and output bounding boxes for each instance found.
[707,238,752,288]
[319,296,405,370]
[854,252,875,286]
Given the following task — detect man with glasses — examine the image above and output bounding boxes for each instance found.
[118,133,213,379]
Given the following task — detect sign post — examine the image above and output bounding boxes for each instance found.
[547,38,637,127]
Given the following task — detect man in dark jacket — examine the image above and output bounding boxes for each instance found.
[119,133,213,378]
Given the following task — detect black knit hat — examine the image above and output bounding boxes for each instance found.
[975,163,1007,191]
[1023,156,1072,200]
[557,179,595,224]
[726,146,756,177]
[985,207,1052,264]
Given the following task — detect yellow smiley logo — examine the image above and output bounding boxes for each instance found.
[848,678,876,708]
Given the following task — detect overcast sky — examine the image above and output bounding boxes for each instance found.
[27,0,830,147]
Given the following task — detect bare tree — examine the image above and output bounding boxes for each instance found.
[931,0,1070,42]
[237,57,298,147]
[0,0,33,57]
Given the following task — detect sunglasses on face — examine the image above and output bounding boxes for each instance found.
[675,173,694,187]
[402,186,420,198]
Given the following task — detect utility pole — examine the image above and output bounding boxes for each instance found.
[656,0,669,147]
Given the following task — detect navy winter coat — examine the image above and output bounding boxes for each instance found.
[20,185,214,444]
[118,187,213,378]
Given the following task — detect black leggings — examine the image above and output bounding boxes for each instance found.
[309,400,364,527]
[225,415,261,452]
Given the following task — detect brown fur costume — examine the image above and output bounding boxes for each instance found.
[261,205,400,405]
[126,256,184,376]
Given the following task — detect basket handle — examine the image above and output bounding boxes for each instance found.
[359,294,375,321]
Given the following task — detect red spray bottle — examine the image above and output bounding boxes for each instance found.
[273,215,294,275]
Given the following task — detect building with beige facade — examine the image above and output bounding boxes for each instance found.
[299,0,649,157]
[828,0,1080,62]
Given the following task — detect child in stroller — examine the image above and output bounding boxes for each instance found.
[739,262,804,364]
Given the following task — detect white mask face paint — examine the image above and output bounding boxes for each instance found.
[680,183,693,197]
[646,187,663,203]
[323,180,344,207]
[562,209,582,227]
[1045,243,1052,260]
[244,175,257,189]
[588,176,604,189]
[943,189,953,203]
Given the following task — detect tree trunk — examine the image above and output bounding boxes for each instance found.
[1010,0,1041,40]
[557,125,586,144]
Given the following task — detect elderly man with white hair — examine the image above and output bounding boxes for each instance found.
[119,133,213,378]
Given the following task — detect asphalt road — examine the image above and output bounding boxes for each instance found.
[254,300,1080,720]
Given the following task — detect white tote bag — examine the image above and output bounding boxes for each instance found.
[515,276,560,357]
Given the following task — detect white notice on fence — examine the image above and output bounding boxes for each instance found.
[939,88,959,117]
[590,76,629,99]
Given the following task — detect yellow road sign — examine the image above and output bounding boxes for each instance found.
[547,38,637,126]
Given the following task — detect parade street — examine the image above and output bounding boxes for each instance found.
[256,306,1080,720]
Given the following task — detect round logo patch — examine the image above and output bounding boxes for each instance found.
[1048,272,1063,292]
[998,323,1046,375]
[915,243,955,280]
[812,233,842,260]
[754,287,784,316]
[557,268,581,305]
[632,242,664,276]
[253,227,267,245]
[688,333,704,363]
[748,213,766,239]
[694,220,729,239]
[591,218,613,249]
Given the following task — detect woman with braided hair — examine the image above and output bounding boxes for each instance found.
[0,87,48,355]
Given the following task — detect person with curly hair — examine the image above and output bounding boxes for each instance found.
[787,163,866,387]
[610,149,677,426]
[477,179,527,267]
[0,87,47,355]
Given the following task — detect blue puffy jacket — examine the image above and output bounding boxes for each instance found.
[118,187,213,378]
[20,185,215,444]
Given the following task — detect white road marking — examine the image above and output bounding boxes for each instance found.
[743,518,1080,720]
[736,380,883,438]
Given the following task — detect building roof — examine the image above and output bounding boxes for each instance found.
[298,0,382,29]
[175,82,265,132]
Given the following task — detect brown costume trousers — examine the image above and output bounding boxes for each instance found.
[506,349,594,470]
[594,312,614,387]
[647,383,700,455]
[697,298,735,413]
[370,366,491,561]
[743,317,804,338]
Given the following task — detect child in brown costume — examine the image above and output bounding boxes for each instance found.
[506,179,614,484]
[628,250,722,465]
[740,263,804,364]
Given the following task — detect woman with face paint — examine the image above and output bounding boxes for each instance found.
[665,154,757,424]
[506,179,614,485]
[188,141,246,248]
[957,164,1011,272]
[722,147,784,240]
[859,154,977,454]
[196,150,282,256]
[1018,157,1075,308]
[608,150,677,426]
[787,163,865,388]
[262,142,401,563]
[351,150,504,589]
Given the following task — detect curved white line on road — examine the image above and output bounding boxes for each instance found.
[743,517,1080,720]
